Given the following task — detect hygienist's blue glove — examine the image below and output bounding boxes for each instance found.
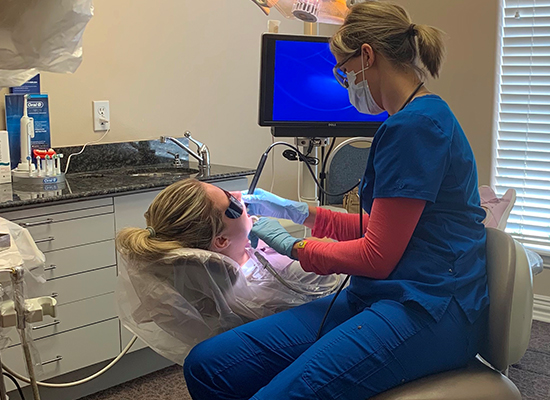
[242,189,310,225]
[248,218,302,260]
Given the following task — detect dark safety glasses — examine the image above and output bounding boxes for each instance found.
[332,49,361,88]
[223,189,244,219]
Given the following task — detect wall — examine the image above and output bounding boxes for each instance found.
[15,1,337,200]
[1,0,500,200]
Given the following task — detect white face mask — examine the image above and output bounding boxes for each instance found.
[346,56,384,115]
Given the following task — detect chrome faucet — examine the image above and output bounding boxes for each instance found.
[159,131,210,172]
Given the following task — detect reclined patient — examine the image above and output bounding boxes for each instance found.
[115,179,341,364]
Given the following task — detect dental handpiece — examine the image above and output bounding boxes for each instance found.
[248,152,269,195]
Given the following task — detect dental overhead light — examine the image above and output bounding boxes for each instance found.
[250,0,353,25]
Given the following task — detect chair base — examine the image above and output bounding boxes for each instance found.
[370,360,521,400]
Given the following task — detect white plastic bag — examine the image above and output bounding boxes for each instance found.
[117,247,342,365]
[0,0,94,87]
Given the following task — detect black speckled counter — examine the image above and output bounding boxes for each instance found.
[0,139,255,211]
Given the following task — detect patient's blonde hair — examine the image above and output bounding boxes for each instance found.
[116,179,225,262]
[331,1,446,79]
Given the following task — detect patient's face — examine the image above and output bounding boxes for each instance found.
[204,183,253,255]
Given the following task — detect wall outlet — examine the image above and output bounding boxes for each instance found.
[93,100,110,132]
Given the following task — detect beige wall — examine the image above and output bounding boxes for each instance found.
[38,0,309,199]
[3,0,499,200]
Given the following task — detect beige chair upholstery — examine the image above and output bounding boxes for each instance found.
[370,228,533,400]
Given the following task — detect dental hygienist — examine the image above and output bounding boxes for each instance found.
[183,2,489,399]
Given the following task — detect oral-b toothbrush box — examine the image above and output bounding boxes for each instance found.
[5,94,51,169]
[0,131,11,184]
[9,74,41,95]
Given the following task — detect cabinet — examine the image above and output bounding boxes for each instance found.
[0,176,249,398]
[0,198,118,393]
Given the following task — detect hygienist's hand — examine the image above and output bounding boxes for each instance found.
[242,189,309,225]
[248,217,302,260]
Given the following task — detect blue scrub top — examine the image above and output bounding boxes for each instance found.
[351,94,489,324]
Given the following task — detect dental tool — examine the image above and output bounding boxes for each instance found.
[255,252,326,296]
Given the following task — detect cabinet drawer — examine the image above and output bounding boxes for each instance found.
[6,293,117,345]
[1,197,113,221]
[27,213,115,253]
[35,266,116,305]
[2,319,119,390]
[44,240,116,280]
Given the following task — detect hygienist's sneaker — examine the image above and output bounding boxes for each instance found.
[479,186,517,231]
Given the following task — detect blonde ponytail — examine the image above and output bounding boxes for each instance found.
[415,24,446,79]
[116,227,184,262]
[331,2,446,79]
[116,179,225,262]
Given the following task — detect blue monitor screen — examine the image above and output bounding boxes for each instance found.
[272,40,388,123]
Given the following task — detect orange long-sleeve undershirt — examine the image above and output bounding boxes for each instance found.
[298,198,426,279]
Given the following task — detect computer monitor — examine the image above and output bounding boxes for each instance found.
[259,33,388,138]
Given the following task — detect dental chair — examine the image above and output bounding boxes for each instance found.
[371,227,533,400]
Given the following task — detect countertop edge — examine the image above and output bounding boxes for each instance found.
[0,170,255,213]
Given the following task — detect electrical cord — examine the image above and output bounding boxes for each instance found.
[3,371,25,400]
[2,335,137,388]
[320,145,326,204]
[64,129,111,174]
[270,136,276,193]
[282,149,318,166]
[319,138,336,205]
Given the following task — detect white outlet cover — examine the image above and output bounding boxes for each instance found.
[93,100,110,131]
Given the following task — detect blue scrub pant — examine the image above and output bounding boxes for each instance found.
[183,291,487,400]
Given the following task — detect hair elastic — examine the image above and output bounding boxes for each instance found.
[409,24,417,37]
[146,226,156,238]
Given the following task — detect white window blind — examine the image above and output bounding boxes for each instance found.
[496,0,550,253]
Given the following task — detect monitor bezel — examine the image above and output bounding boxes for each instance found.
[258,33,385,132]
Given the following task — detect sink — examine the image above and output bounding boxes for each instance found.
[125,167,199,177]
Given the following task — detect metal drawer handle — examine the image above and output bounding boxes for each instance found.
[35,237,55,244]
[41,355,62,366]
[51,292,58,298]
[21,218,53,227]
[32,319,60,330]
[44,265,57,271]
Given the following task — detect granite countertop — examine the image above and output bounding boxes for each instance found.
[0,139,256,211]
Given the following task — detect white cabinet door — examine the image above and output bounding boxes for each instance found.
[1,319,120,391]
[5,292,117,344]
[114,191,161,232]
[43,240,116,280]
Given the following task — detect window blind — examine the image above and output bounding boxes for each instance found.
[496,0,550,253]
